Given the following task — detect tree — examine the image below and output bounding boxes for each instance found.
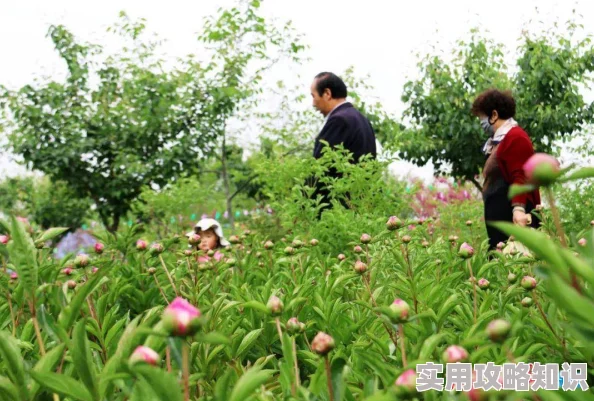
[399,21,594,190]
[1,13,222,232]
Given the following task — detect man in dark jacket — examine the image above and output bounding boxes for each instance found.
[307,72,377,216]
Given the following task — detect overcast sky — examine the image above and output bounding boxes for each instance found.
[1,0,593,181]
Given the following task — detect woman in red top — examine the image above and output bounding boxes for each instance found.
[471,89,541,250]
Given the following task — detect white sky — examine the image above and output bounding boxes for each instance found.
[1,0,593,181]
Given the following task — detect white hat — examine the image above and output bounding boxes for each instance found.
[185,218,230,247]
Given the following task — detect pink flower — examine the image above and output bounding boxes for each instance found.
[74,254,90,268]
[395,369,417,392]
[9,272,17,280]
[162,297,201,337]
[214,251,224,262]
[458,242,474,258]
[0,235,8,245]
[360,234,371,244]
[389,299,410,323]
[311,332,335,355]
[136,239,147,251]
[386,216,402,230]
[188,233,201,245]
[578,238,586,247]
[94,243,104,254]
[267,296,283,316]
[443,345,469,363]
[353,245,363,253]
[337,254,346,261]
[354,260,368,274]
[478,278,490,289]
[91,267,99,274]
[130,346,159,365]
[62,267,73,275]
[523,153,560,185]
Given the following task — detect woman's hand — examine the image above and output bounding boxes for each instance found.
[513,209,529,226]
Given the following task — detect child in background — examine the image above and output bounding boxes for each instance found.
[185,218,230,263]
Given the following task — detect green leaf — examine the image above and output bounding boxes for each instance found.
[6,216,38,301]
[29,371,93,401]
[132,364,183,401]
[215,368,236,401]
[419,333,450,361]
[508,184,536,200]
[228,367,275,401]
[331,357,348,401]
[558,167,594,182]
[0,330,29,401]
[198,331,231,345]
[30,343,67,399]
[71,319,99,400]
[235,328,263,359]
[58,269,109,330]
[0,376,19,401]
[35,227,69,246]
[242,301,268,315]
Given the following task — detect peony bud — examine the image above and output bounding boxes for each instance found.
[524,153,561,186]
[130,346,159,366]
[486,319,511,342]
[229,235,241,244]
[421,240,430,248]
[394,369,417,393]
[148,267,157,275]
[286,317,301,334]
[62,267,73,275]
[184,249,193,257]
[267,296,283,316]
[458,242,474,258]
[162,297,202,337]
[478,278,490,289]
[360,234,372,244]
[0,235,8,245]
[256,251,262,258]
[521,276,537,291]
[507,272,517,283]
[354,245,363,254]
[136,239,147,251]
[207,250,215,257]
[337,254,346,261]
[9,272,17,281]
[591,220,594,226]
[354,260,368,274]
[442,345,469,363]
[74,254,90,268]
[310,239,319,247]
[264,240,274,250]
[188,233,201,245]
[449,235,459,242]
[67,280,77,289]
[389,299,410,324]
[258,262,265,267]
[468,277,477,284]
[521,297,533,307]
[311,332,335,355]
[292,239,304,249]
[578,238,586,247]
[243,230,252,236]
[497,242,505,250]
[386,216,403,231]
[284,247,295,256]
[149,243,164,256]
[466,220,473,226]
[401,235,412,244]
[91,267,99,274]
[94,242,104,254]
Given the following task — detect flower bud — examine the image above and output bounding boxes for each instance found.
[535,204,544,211]
[9,272,17,281]
[264,240,274,250]
[184,249,193,257]
[286,317,301,334]
[497,242,505,250]
[229,235,241,244]
[311,332,335,355]
[94,242,104,254]
[521,297,533,307]
[421,240,430,248]
[458,242,474,258]
[360,234,372,244]
[267,296,283,316]
[353,245,363,254]
[591,220,594,226]
[62,267,73,275]
[284,247,295,256]
[524,153,561,186]
[188,233,201,245]
[521,276,537,291]
[149,243,164,256]
[148,267,157,275]
[74,254,90,268]
[442,345,469,363]
[136,239,147,251]
[130,346,159,366]
[401,235,411,244]
[507,272,517,283]
[337,254,346,261]
[394,369,417,393]
[386,216,402,230]
[207,250,215,257]
[0,235,9,245]
[449,235,459,242]
[91,267,99,274]
[67,280,77,289]
[310,239,319,247]
[243,230,252,236]
[258,262,265,267]
[389,299,410,324]
[486,319,511,342]
[578,238,586,247]
[478,278,490,289]
[354,260,368,274]
[162,297,202,337]
[466,220,473,226]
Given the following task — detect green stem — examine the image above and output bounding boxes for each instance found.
[182,341,190,401]
[467,259,477,324]
[399,324,407,367]
[159,255,179,296]
[324,355,334,401]
[292,336,299,395]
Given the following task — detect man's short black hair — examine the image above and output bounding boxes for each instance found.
[314,72,348,99]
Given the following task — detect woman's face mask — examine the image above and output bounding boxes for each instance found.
[480,117,495,136]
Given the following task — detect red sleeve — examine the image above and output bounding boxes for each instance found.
[496,131,534,207]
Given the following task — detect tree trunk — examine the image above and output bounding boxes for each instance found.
[220,133,234,228]
[108,213,120,234]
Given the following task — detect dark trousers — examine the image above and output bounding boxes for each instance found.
[484,190,540,251]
